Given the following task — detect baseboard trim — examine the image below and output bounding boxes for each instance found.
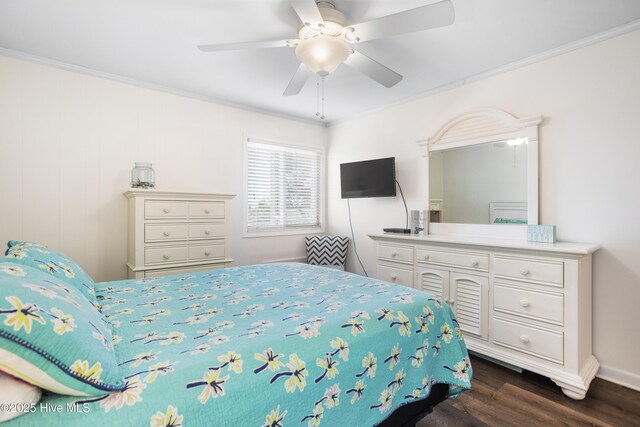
[597,365,640,392]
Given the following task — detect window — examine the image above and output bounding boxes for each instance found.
[245,138,323,234]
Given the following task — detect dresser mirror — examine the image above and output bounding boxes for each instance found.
[417,109,543,238]
[429,138,528,224]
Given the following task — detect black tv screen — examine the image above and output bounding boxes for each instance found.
[340,157,396,199]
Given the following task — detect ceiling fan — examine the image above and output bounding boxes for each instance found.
[198,0,455,96]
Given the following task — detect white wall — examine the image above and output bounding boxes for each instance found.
[0,55,326,282]
[327,30,640,384]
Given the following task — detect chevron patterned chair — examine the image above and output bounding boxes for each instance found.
[305,235,349,271]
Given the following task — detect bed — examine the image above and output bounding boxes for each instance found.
[489,201,528,224]
[1,250,471,426]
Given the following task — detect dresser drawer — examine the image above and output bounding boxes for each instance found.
[145,201,189,219]
[494,283,564,325]
[493,317,563,364]
[378,245,413,265]
[377,264,413,288]
[494,256,564,287]
[145,224,189,242]
[188,244,225,261]
[189,202,224,219]
[417,248,488,272]
[145,246,189,265]
[188,223,225,240]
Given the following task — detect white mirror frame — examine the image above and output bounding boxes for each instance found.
[417,108,543,240]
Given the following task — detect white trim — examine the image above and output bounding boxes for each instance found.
[3,20,639,128]
[597,364,640,392]
[246,137,324,154]
[242,135,326,238]
[0,48,326,128]
[368,233,599,255]
[123,189,235,200]
[425,109,543,148]
[328,19,640,127]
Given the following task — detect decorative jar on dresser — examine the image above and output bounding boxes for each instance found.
[369,233,600,399]
[124,190,235,279]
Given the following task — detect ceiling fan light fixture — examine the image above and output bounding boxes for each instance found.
[295,34,351,76]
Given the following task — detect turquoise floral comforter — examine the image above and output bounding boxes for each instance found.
[8,263,471,426]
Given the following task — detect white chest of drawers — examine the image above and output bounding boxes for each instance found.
[125,190,235,279]
[369,233,600,400]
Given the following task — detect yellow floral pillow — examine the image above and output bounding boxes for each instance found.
[0,262,124,396]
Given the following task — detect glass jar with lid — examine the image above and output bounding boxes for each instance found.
[131,162,155,189]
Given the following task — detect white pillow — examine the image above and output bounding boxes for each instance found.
[0,372,42,421]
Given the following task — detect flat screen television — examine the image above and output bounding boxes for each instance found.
[340,157,396,199]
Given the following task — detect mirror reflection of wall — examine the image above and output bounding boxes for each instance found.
[429,139,528,225]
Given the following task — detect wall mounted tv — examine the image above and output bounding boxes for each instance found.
[340,157,396,199]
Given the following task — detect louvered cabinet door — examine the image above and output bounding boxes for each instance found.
[449,272,489,340]
[416,267,450,303]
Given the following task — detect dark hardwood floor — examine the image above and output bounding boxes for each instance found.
[419,356,640,427]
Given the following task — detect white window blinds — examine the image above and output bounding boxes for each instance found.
[246,139,322,233]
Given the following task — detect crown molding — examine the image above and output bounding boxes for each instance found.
[0,47,327,128]
[327,19,640,127]
[2,18,639,128]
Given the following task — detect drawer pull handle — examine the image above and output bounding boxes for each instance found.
[390,274,397,281]
[423,255,430,261]
[204,209,211,214]
[204,250,211,256]
[163,231,171,237]
[520,299,530,308]
[204,230,211,236]
[162,254,171,260]
[391,252,398,258]
[471,260,479,267]
[162,208,170,214]
[519,335,530,344]
[520,268,530,276]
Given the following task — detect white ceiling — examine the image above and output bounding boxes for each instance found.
[1,0,640,124]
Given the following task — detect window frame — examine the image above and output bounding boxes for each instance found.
[243,136,326,238]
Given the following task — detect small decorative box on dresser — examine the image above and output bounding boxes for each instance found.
[124,190,235,279]
[369,233,600,400]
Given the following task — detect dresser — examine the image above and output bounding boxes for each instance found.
[369,233,599,400]
[124,190,235,279]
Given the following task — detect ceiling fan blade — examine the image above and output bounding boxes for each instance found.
[344,50,403,88]
[283,63,313,96]
[198,39,292,52]
[291,0,325,29]
[347,0,454,43]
